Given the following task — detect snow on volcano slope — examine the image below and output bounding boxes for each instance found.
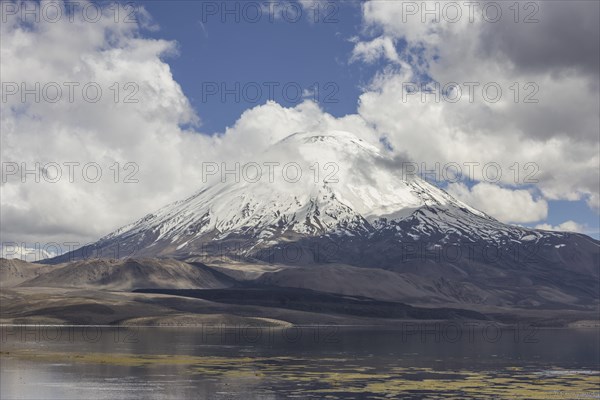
[95,130,491,246]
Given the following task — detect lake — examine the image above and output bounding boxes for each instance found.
[1,324,599,399]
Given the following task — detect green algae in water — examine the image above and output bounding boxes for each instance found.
[2,350,598,399]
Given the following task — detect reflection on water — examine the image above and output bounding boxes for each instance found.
[1,325,599,399]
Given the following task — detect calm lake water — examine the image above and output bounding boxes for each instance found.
[1,324,599,399]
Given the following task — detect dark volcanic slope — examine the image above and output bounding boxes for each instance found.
[0,258,53,287]
[134,287,488,320]
[20,258,236,291]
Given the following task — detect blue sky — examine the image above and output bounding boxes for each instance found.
[143,1,369,133]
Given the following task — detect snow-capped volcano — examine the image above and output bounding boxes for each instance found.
[48,131,598,286]
[43,130,599,308]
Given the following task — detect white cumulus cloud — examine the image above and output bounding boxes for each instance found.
[535,221,585,234]
[447,183,548,224]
